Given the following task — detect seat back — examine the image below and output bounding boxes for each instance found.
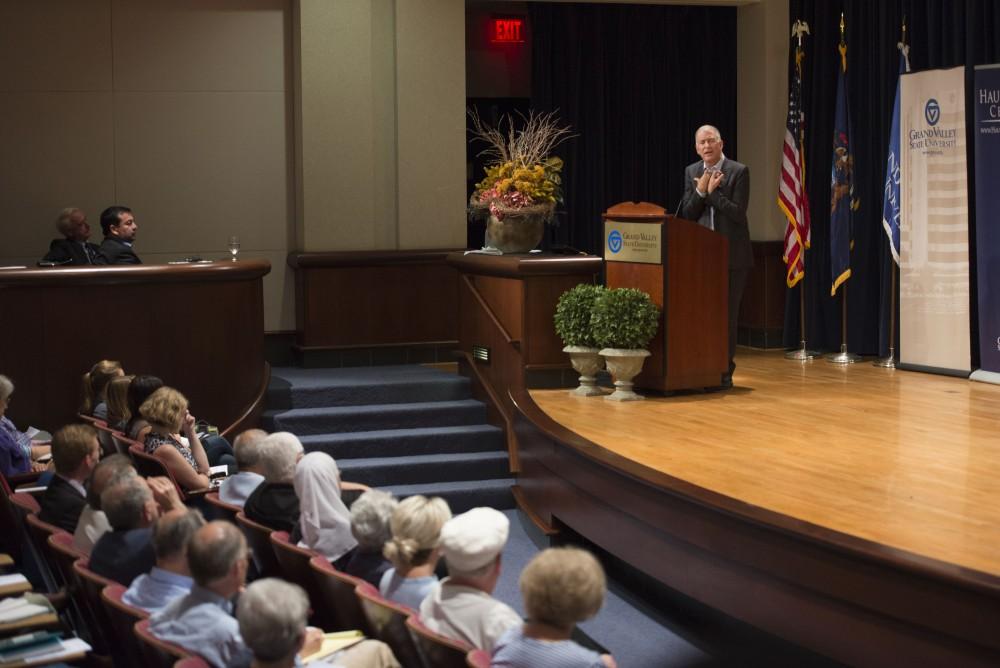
[128,443,186,499]
[204,492,240,524]
[23,510,66,591]
[46,530,85,590]
[111,432,135,457]
[173,657,211,668]
[356,581,423,668]
[466,648,491,668]
[71,556,116,655]
[235,511,280,578]
[406,615,474,668]
[309,555,373,634]
[78,414,106,427]
[101,583,149,667]
[270,531,333,628]
[134,618,191,668]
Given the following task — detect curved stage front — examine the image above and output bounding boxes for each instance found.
[511,351,1000,666]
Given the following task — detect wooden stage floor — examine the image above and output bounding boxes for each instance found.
[529,349,1000,578]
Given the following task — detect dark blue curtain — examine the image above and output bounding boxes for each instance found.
[529,3,738,257]
[785,0,1000,357]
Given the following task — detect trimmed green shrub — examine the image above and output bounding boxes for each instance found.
[591,287,660,350]
[554,283,605,348]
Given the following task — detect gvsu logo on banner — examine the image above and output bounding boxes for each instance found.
[608,230,623,253]
[925,99,941,125]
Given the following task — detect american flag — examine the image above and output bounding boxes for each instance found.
[778,45,811,288]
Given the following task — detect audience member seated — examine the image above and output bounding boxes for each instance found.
[90,474,182,585]
[419,507,520,652]
[98,205,141,264]
[243,432,303,532]
[104,374,133,434]
[123,508,205,614]
[80,359,124,421]
[379,495,451,610]
[294,451,359,569]
[140,387,214,491]
[237,577,401,668]
[0,374,50,477]
[150,521,254,668]
[39,207,105,266]
[125,374,163,442]
[218,429,268,507]
[38,424,100,532]
[73,454,135,554]
[491,547,616,668]
[343,489,398,587]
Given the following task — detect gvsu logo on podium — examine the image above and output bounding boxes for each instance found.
[608,230,623,253]
[925,99,941,126]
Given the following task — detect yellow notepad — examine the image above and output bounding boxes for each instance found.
[301,630,365,664]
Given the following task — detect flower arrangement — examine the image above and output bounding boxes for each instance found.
[469,109,574,223]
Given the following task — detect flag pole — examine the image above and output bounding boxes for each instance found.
[875,18,906,369]
[828,13,860,365]
[784,19,817,361]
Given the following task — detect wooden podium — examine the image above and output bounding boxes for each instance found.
[603,201,728,391]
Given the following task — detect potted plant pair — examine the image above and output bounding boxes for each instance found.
[555,285,660,401]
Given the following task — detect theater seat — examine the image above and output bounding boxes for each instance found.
[270,531,333,629]
[101,583,149,667]
[235,511,280,578]
[134,618,192,668]
[355,581,422,668]
[309,554,373,634]
[466,648,491,668]
[406,614,473,668]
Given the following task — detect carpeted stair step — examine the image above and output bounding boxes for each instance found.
[384,479,515,514]
[338,451,510,487]
[300,424,503,459]
[261,399,487,435]
[266,365,470,409]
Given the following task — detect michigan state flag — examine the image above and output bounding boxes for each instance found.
[830,40,855,296]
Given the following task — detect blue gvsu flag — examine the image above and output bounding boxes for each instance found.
[881,52,910,264]
[830,42,856,296]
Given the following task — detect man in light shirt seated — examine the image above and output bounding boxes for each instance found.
[419,507,521,652]
[218,428,267,507]
[122,508,204,613]
[73,454,135,554]
[237,578,400,668]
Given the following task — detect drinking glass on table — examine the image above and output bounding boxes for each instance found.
[228,236,240,261]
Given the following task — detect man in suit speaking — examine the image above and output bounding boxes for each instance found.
[679,125,753,389]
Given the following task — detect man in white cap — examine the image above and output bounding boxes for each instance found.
[418,507,521,652]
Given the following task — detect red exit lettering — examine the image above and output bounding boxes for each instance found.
[492,18,524,43]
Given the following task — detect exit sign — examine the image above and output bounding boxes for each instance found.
[491,17,525,43]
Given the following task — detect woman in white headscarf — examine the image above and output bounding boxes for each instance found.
[293,451,359,568]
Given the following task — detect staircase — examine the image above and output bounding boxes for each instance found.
[261,365,514,513]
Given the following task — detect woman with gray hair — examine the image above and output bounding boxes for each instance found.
[343,489,398,586]
[0,374,50,477]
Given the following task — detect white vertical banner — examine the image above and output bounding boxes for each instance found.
[899,66,971,374]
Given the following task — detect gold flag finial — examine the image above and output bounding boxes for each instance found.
[791,19,810,48]
[839,13,846,44]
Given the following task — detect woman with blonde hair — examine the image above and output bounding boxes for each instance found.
[139,386,218,491]
[379,495,451,609]
[80,360,123,420]
[492,547,616,668]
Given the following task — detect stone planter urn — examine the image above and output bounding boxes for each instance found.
[563,345,604,396]
[599,348,651,401]
[486,211,546,254]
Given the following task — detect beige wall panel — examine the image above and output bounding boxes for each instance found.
[112,91,290,255]
[0,92,116,255]
[395,0,466,249]
[295,0,379,251]
[737,0,788,242]
[112,0,289,92]
[0,0,112,92]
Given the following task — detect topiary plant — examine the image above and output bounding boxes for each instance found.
[554,284,605,348]
[591,287,660,350]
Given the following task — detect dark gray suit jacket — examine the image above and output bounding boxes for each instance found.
[38,475,87,533]
[99,237,142,265]
[680,158,754,269]
[40,239,106,266]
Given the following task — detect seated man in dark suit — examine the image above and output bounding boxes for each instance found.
[39,208,105,266]
[90,474,182,585]
[39,424,101,533]
[98,205,141,264]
